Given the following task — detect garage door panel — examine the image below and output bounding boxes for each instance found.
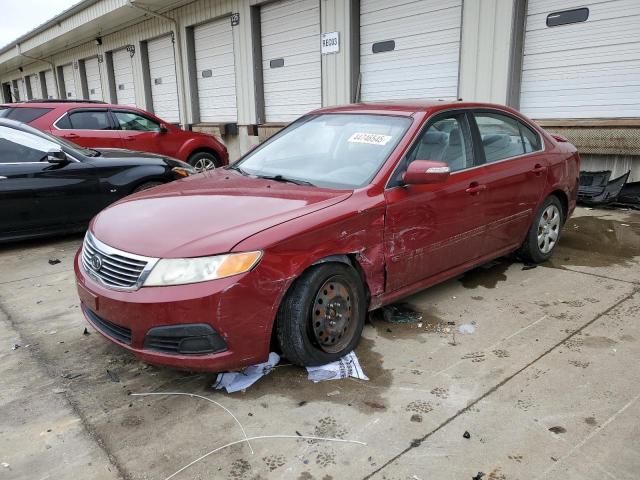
[521,0,640,118]
[148,35,179,122]
[28,74,41,99]
[44,70,57,99]
[360,0,462,102]
[62,64,76,99]
[194,17,238,123]
[261,0,316,20]
[112,48,135,105]
[261,0,320,122]
[84,57,103,101]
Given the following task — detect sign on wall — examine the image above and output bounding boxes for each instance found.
[320,32,339,54]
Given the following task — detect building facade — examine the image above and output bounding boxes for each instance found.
[1,0,638,179]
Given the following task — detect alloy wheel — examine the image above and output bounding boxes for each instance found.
[193,157,216,172]
[537,204,561,254]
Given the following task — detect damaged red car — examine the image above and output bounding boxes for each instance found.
[74,101,579,371]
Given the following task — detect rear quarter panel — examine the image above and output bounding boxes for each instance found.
[542,135,580,218]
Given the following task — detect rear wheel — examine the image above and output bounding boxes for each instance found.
[518,195,564,263]
[133,181,163,193]
[188,151,220,172]
[276,263,366,366]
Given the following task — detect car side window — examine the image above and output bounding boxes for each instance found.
[59,110,111,130]
[389,114,473,187]
[114,111,160,131]
[474,112,541,163]
[0,125,60,163]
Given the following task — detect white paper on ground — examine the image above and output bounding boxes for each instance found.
[306,351,368,382]
[213,352,280,393]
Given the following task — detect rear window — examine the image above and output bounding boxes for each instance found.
[0,107,52,123]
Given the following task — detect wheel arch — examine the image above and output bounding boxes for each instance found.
[268,253,373,352]
[549,189,569,222]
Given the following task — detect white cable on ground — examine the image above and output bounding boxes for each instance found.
[130,392,254,454]
[164,435,367,480]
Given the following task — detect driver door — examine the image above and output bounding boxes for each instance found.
[383,112,491,292]
[0,126,98,237]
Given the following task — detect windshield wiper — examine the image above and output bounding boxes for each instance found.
[227,164,248,175]
[256,174,315,187]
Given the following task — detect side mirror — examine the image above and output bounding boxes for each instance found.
[403,160,450,185]
[158,123,169,134]
[46,149,69,164]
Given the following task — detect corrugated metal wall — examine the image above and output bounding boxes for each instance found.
[1,0,639,176]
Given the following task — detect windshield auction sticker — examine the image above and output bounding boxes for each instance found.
[348,132,392,146]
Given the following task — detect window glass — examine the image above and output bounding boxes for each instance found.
[406,116,472,172]
[56,114,72,129]
[63,110,111,130]
[475,113,526,163]
[520,122,542,153]
[114,111,160,131]
[0,107,52,123]
[237,114,411,189]
[0,125,59,163]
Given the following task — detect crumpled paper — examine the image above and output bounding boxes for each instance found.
[306,351,369,382]
[213,352,280,393]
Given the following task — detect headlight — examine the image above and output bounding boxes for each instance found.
[172,166,195,177]
[143,251,262,286]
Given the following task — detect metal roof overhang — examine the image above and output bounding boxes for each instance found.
[0,0,193,76]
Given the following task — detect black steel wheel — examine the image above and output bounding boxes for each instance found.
[277,263,366,366]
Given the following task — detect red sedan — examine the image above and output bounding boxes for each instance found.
[74,101,579,371]
[0,101,228,170]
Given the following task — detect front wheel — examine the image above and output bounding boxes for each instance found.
[188,152,220,172]
[276,263,366,366]
[518,195,564,263]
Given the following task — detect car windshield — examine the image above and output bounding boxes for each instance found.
[236,114,412,189]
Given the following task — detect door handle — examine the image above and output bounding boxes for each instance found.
[531,164,547,175]
[123,136,136,141]
[65,133,79,139]
[465,182,487,195]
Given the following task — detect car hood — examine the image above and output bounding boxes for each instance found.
[90,169,353,258]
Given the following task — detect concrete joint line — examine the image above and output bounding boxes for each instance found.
[362,286,639,479]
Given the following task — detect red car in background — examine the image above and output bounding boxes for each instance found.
[74,101,580,372]
[0,100,228,171]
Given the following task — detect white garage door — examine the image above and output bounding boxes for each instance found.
[15,78,27,101]
[260,0,321,122]
[521,0,640,118]
[84,57,103,101]
[28,74,41,99]
[62,64,77,99]
[360,0,462,102]
[112,48,135,105]
[44,70,57,99]
[147,35,179,123]
[194,18,238,122]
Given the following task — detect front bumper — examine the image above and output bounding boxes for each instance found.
[74,249,279,372]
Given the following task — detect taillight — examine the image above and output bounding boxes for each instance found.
[550,133,568,143]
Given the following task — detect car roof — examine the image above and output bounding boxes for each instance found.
[312,100,521,116]
[0,101,134,109]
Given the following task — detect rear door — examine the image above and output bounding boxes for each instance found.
[384,111,490,291]
[470,110,548,256]
[52,109,123,149]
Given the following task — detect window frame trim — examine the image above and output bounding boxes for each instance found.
[52,108,115,131]
[469,108,545,166]
[110,109,162,132]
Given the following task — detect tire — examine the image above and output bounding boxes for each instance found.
[132,181,163,193]
[518,195,564,263]
[276,263,367,366]
[188,151,220,172]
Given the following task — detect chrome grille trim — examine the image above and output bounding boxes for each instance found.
[81,232,159,291]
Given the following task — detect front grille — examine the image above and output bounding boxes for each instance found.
[81,233,155,290]
[83,306,132,345]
